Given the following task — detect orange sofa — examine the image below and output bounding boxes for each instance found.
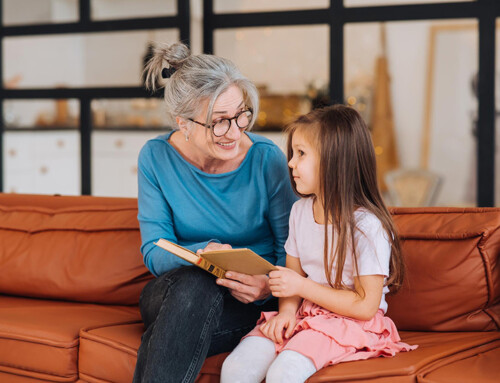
[0,193,499,383]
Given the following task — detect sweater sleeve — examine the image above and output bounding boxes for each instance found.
[265,146,298,267]
[137,144,220,277]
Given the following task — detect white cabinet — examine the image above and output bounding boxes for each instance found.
[4,131,80,195]
[91,131,162,197]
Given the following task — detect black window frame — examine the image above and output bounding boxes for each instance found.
[204,0,498,207]
[0,0,497,206]
[0,0,190,195]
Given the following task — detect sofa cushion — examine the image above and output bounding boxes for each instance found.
[417,340,500,383]
[0,193,153,305]
[0,295,141,382]
[79,323,232,383]
[387,207,500,331]
[308,331,500,383]
[78,322,500,383]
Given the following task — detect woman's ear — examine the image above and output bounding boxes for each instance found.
[176,116,192,141]
[176,116,187,130]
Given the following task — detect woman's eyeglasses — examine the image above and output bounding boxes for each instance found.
[189,108,253,137]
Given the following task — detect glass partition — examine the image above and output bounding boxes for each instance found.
[91,0,176,21]
[345,20,478,207]
[3,29,179,88]
[91,98,169,129]
[345,0,473,7]
[2,0,78,26]
[214,0,328,14]
[215,25,329,131]
[3,99,79,129]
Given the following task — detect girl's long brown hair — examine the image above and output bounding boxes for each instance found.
[286,105,404,293]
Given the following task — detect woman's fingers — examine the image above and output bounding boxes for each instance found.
[217,273,270,302]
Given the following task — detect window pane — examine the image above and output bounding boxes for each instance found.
[3,0,78,26]
[91,0,176,21]
[4,131,80,195]
[214,0,328,13]
[91,99,170,129]
[3,30,178,88]
[3,99,79,129]
[345,20,478,207]
[345,0,473,7]
[215,25,328,130]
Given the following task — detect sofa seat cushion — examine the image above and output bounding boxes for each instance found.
[79,323,230,383]
[308,331,500,382]
[0,296,140,382]
[417,339,500,383]
[79,323,500,383]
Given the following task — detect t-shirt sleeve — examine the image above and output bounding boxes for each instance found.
[354,213,391,277]
[137,143,219,277]
[284,202,299,258]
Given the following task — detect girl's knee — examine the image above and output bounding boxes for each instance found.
[266,350,316,383]
[220,353,245,383]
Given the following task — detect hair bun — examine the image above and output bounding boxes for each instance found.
[158,42,190,69]
[143,42,190,91]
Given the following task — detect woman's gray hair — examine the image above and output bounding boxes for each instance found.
[143,42,259,130]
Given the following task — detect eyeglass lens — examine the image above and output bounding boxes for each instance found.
[212,110,252,137]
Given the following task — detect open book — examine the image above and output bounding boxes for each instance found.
[154,239,277,279]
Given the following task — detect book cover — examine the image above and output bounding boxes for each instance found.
[154,239,277,278]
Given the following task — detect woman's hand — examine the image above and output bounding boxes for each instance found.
[259,311,296,344]
[268,266,306,298]
[196,242,232,254]
[216,272,271,304]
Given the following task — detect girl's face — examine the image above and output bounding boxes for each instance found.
[189,85,248,162]
[288,130,320,196]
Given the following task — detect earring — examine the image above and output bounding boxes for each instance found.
[185,133,189,142]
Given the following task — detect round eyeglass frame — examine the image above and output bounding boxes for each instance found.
[188,108,253,137]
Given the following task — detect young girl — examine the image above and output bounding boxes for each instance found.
[220,105,417,383]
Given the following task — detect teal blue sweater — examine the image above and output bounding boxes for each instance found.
[137,131,298,277]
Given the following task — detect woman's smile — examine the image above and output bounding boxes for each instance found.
[216,141,237,150]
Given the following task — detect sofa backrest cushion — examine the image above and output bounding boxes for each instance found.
[387,207,500,332]
[0,194,152,305]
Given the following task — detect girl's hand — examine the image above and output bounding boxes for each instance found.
[216,272,271,304]
[268,266,306,298]
[259,311,296,344]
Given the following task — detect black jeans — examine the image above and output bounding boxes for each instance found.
[132,266,278,383]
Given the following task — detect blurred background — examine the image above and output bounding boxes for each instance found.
[1,0,498,207]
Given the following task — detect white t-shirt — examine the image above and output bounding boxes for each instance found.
[284,198,391,313]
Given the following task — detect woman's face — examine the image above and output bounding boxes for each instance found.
[189,85,248,163]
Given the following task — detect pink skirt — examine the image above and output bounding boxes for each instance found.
[244,299,418,370]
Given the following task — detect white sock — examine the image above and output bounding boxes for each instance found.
[220,336,277,383]
[266,350,317,383]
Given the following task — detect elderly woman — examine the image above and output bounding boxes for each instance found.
[133,42,297,383]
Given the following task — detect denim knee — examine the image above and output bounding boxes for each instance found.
[139,266,224,327]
